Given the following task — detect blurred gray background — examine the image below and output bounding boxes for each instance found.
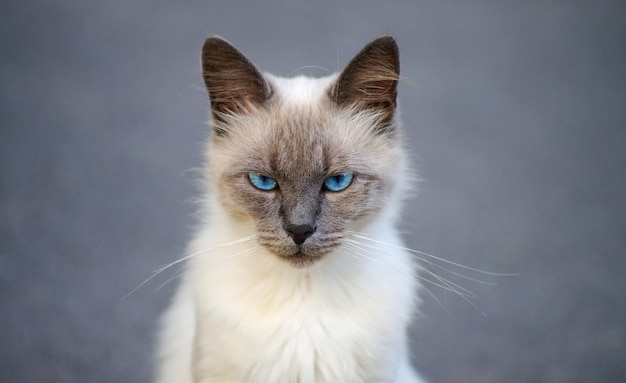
[2,1,625,382]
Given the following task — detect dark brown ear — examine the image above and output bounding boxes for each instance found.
[201,37,271,133]
[329,36,400,127]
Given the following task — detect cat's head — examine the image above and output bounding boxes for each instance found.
[202,36,407,267]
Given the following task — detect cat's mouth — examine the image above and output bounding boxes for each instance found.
[257,236,338,268]
[274,246,328,268]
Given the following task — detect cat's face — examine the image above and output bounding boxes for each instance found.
[202,36,402,267]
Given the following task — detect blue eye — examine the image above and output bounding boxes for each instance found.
[247,172,277,191]
[323,173,353,192]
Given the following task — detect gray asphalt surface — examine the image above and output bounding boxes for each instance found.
[2,1,625,382]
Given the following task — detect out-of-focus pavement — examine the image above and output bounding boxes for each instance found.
[1,1,625,382]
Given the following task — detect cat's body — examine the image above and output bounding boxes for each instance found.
[155,36,426,383]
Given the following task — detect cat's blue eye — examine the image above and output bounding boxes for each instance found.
[247,172,277,191]
[323,173,354,192]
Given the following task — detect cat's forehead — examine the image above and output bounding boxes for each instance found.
[265,74,337,107]
[264,109,335,179]
[213,74,395,179]
[251,110,388,180]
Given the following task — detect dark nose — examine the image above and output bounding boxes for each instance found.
[285,224,316,245]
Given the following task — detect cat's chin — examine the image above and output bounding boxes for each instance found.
[262,244,332,268]
[278,251,325,268]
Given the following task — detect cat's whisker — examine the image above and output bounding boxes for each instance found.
[343,240,478,300]
[197,244,261,267]
[147,267,187,298]
[345,232,501,315]
[340,242,456,316]
[348,241,502,314]
[344,238,493,317]
[155,245,262,287]
[346,232,456,272]
[343,241,427,288]
[162,234,259,270]
[120,235,258,301]
[416,282,455,318]
[346,231,517,277]
[341,242,394,268]
[345,238,480,298]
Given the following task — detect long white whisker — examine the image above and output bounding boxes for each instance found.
[148,244,262,297]
[120,235,258,301]
[344,236,489,315]
[344,240,477,299]
[346,231,517,277]
[153,235,258,273]
[197,244,261,267]
[418,281,454,318]
[345,234,506,314]
[148,267,187,298]
[375,243,476,297]
[358,235,499,287]
[341,242,455,316]
[342,242,396,268]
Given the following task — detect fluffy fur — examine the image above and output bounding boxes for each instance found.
[155,36,426,383]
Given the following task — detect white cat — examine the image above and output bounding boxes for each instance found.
[155,35,426,383]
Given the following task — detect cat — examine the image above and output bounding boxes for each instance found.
[155,35,427,383]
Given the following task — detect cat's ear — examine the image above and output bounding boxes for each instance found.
[329,36,400,129]
[201,37,271,133]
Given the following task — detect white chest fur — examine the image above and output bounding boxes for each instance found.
[155,218,421,383]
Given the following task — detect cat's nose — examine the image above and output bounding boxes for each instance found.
[285,224,316,245]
